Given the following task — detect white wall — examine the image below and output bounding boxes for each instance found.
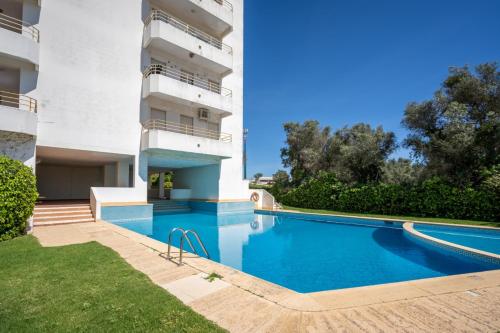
[217,0,248,200]
[33,0,148,200]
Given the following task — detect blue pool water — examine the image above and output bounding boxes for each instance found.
[415,224,500,255]
[111,212,499,293]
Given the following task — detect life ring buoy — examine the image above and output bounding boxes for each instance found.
[250,192,260,202]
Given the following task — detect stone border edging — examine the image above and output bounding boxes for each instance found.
[403,222,500,265]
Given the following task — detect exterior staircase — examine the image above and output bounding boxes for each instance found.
[150,200,191,213]
[33,201,95,226]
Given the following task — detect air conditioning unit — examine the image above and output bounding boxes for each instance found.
[198,108,209,120]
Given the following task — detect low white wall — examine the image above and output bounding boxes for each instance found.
[248,188,275,209]
[90,187,146,219]
[171,188,191,200]
[0,106,37,136]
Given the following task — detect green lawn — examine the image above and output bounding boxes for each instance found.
[0,236,225,333]
[282,206,499,228]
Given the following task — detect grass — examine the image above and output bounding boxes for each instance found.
[0,236,225,333]
[282,205,500,228]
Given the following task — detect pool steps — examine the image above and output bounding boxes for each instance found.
[150,200,191,213]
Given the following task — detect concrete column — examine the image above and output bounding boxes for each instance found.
[159,172,165,198]
[116,159,129,187]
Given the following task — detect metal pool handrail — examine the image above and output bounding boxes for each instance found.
[167,227,210,264]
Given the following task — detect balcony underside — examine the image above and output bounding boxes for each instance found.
[143,74,232,116]
[0,28,39,67]
[153,0,232,37]
[144,21,232,76]
[142,130,232,168]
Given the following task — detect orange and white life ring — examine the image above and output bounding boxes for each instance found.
[250,192,260,202]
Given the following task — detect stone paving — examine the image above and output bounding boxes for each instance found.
[33,222,500,332]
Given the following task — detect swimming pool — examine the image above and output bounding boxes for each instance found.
[110,211,500,293]
[415,224,500,255]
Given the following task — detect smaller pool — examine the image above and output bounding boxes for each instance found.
[415,224,500,255]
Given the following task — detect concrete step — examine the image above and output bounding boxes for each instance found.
[34,214,93,222]
[34,209,92,217]
[34,205,91,212]
[34,218,95,226]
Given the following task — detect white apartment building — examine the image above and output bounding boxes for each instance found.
[0,0,250,222]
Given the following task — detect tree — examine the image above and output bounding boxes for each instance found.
[382,158,422,185]
[326,123,397,184]
[402,63,500,186]
[253,172,263,182]
[280,120,330,185]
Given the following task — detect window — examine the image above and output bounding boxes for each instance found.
[180,69,194,85]
[151,109,167,121]
[208,122,220,139]
[180,115,194,135]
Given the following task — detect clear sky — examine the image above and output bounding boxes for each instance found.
[243,0,500,178]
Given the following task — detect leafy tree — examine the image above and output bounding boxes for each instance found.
[253,172,263,182]
[382,158,422,185]
[269,170,290,199]
[402,63,500,186]
[280,120,330,185]
[326,123,397,184]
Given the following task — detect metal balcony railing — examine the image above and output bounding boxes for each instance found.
[212,0,233,12]
[0,91,37,113]
[0,13,39,42]
[144,119,232,142]
[145,9,232,54]
[143,64,232,97]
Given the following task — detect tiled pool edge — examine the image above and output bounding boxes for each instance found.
[97,219,500,312]
[257,208,500,230]
[403,222,500,265]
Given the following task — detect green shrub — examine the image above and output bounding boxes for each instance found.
[0,156,38,241]
[280,173,499,222]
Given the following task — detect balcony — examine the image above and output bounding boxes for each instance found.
[0,13,39,66]
[144,10,232,75]
[154,0,232,36]
[141,119,232,163]
[0,91,38,136]
[143,64,232,115]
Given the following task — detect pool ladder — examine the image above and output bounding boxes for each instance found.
[167,227,210,265]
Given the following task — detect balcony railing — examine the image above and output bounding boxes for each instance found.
[212,0,233,12]
[145,9,232,54]
[0,91,37,113]
[0,13,39,42]
[144,64,232,97]
[144,119,232,142]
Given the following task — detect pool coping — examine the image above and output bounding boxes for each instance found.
[403,222,500,264]
[98,218,500,312]
[258,208,500,230]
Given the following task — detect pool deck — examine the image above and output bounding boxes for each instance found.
[33,221,500,332]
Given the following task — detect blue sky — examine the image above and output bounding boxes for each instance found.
[243,0,500,178]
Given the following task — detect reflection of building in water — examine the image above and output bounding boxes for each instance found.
[218,214,276,270]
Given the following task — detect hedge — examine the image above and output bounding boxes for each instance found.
[0,156,38,241]
[277,174,499,222]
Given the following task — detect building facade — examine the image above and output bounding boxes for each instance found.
[0,0,249,222]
